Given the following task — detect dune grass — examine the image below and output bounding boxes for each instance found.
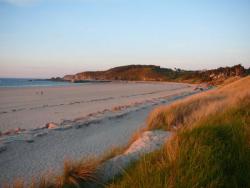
[147,76,250,131]
[107,77,250,188]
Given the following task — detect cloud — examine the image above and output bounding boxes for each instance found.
[0,0,40,6]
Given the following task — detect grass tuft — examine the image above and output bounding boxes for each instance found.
[55,159,98,188]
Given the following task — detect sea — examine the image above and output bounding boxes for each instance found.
[0,78,83,88]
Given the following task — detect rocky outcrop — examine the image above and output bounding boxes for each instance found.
[50,77,65,82]
[62,75,75,82]
[198,64,247,84]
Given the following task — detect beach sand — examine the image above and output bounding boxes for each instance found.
[0,81,196,184]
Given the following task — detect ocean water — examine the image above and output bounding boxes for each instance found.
[0,78,82,88]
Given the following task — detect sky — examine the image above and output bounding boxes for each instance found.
[0,0,250,78]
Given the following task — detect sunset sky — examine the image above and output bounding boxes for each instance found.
[0,0,250,78]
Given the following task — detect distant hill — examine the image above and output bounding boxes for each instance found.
[55,64,248,85]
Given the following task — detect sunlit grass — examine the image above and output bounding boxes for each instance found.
[147,76,250,131]
[107,76,250,188]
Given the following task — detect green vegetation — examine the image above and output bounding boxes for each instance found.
[108,103,250,188]
[107,77,250,188]
[63,64,248,85]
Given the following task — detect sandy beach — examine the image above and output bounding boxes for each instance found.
[0,82,196,184]
[0,82,194,133]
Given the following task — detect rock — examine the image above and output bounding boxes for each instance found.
[46,122,59,129]
[50,77,64,82]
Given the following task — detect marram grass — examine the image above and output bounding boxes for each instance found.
[107,77,250,188]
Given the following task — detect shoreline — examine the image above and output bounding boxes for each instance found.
[0,80,194,89]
